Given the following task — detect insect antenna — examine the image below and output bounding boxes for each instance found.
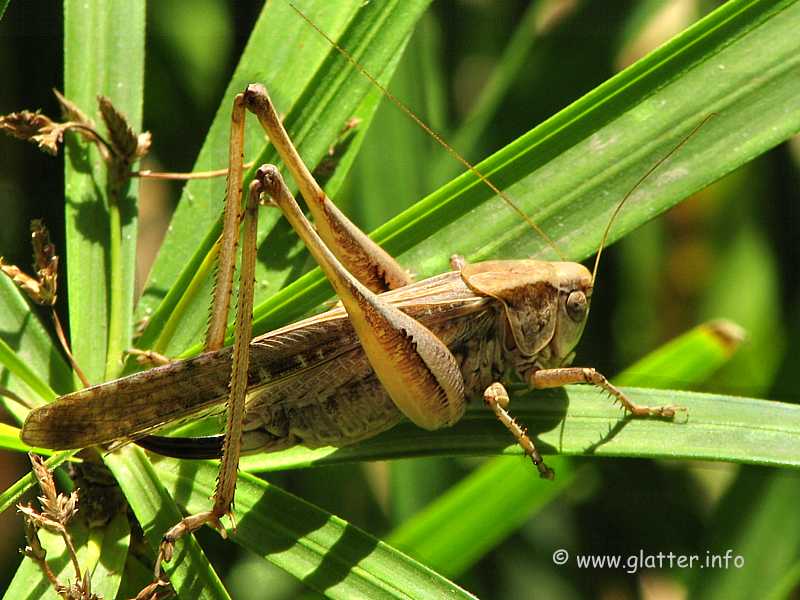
[590,113,716,286]
[288,2,566,261]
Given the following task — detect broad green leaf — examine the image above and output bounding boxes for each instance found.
[63,0,144,383]
[238,385,800,471]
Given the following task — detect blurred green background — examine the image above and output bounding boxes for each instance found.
[1,0,799,598]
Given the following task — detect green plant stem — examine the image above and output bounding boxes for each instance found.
[105,179,124,380]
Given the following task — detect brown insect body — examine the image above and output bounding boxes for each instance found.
[21,260,592,456]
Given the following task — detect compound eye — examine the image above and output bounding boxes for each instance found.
[566,290,587,322]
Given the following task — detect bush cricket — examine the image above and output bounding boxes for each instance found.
[2,2,711,592]
[15,90,694,576]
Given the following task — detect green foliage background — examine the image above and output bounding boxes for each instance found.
[0,0,798,598]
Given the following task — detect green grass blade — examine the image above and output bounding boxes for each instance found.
[0,335,55,407]
[615,319,746,389]
[88,511,130,600]
[700,216,784,394]
[386,455,582,578]
[0,424,27,454]
[0,277,71,416]
[63,0,144,383]
[237,385,800,471]
[690,468,800,600]
[104,447,230,599]
[153,460,476,600]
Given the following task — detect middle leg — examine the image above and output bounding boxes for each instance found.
[531,367,683,418]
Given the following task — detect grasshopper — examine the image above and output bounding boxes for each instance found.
[19,83,684,571]
[12,5,689,586]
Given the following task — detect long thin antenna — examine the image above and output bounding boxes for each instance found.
[591,114,716,285]
[288,2,565,261]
